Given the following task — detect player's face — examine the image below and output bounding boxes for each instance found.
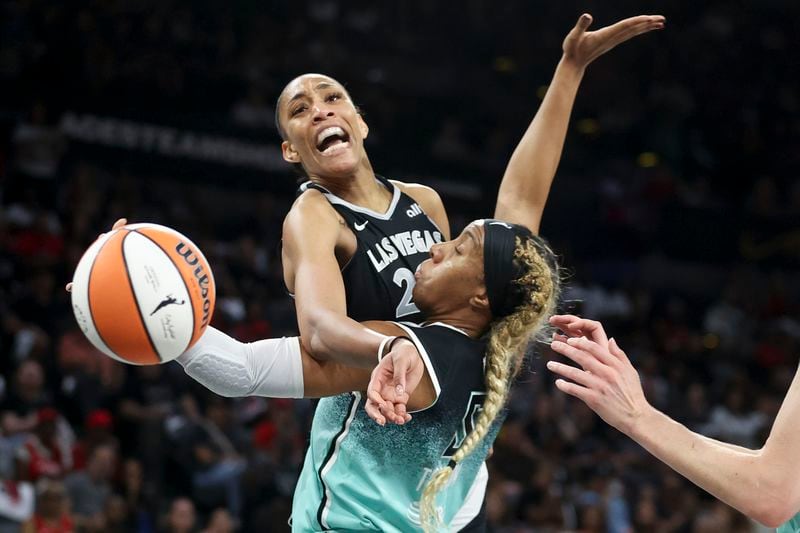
[278,74,369,179]
[412,222,488,316]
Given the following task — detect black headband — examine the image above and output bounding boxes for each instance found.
[482,219,528,318]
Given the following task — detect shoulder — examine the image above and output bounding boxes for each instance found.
[390,180,444,211]
[391,179,450,238]
[283,188,342,234]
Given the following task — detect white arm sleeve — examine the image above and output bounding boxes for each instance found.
[175,326,304,399]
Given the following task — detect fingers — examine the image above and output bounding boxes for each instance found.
[603,15,665,35]
[367,383,408,425]
[366,388,401,425]
[552,333,569,343]
[607,18,665,46]
[554,378,593,403]
[394,397,408,422]
[65,282,73,293]
[551,337,617,375]
[111,218,128,230]
[550,315,609,347]
[365,396,386,426]
[576,13,593,32]
[546,360,604,390]
[570,336,621,367]
[392,357,408,397]
[608,338,629,363]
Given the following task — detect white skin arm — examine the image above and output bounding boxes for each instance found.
[495,14,664,233]
[547,315,800,527]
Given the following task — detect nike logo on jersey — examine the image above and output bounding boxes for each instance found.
[354,220,369,231]
[406,203,424,218]
[366,229,444,273]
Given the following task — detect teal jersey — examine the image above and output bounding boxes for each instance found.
[292,322,500,532]
[778,513,800,533]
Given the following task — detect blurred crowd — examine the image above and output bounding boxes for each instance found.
[1,0,799,532]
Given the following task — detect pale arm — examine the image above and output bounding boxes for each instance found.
[495,14,665,233]
[547,316,800,528]
[629,393,800,527]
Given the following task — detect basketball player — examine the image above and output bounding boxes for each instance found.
[547,315,800,531]
[180,220,560,531]
[68,13,663,531]
[273,13,664,371]
[176,15,661,529]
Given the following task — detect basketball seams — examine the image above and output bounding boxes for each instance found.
[120,231,164,363]
[73,223,214,365]
[84,230,128,363]
[131,228,197,347]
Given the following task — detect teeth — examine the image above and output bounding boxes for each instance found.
[321,141,350,156]
[317,126,345,145]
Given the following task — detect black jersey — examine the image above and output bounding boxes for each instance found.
[292,322,498,531]
[299,176,444,322]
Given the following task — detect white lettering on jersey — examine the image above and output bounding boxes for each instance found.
[366,229,443,272]
[406,203,424,218]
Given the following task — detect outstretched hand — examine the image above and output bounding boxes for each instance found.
[65,218,128,292]
[365,339,425,426]
[549,314,610,348]
[546,321,650,435]
[562,13,665,70]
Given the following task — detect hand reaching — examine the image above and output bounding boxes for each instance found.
[365,338,425,426]
[549,314,610,348]
[65,218,127,292]
[547,332,650,435]
[562,13,665,70]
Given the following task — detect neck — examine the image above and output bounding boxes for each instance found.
[423,310,489,339]
[309,157,391,211]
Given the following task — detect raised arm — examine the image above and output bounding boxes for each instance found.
[547,315,800,527]
[495,14,664,233]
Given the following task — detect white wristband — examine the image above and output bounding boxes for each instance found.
[377,336,396,363]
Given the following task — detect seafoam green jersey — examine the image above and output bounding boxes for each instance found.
[778,513,800,533]
[291,322,501,532]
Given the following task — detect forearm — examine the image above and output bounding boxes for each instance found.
[495,58,584,228]
[629,406,785,525]
[303,309,386,368]
[178,326,372,399]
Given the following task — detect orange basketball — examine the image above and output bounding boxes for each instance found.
[70,223,216,365]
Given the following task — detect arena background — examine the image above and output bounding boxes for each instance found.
[1,1,799,531]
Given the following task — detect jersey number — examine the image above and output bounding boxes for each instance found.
[393,267,420,318]
[442,392,486,458]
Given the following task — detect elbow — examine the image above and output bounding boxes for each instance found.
[302,311,333,361]
[749,491,800,528]
[307,333,330,360]
[746,472,800,527]
[750,503,797,528]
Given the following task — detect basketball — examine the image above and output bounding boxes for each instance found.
[70,223,216,365]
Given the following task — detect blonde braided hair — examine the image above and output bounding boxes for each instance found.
[419,234,560,532]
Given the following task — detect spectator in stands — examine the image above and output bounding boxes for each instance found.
[63,443,117,532]
[22,479,73,533]
[16,408,73,482]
